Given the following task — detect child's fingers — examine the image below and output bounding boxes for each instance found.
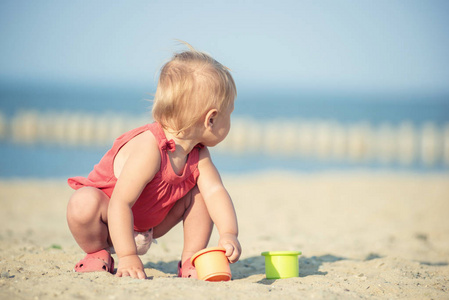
[137,269,147,280]
[127,269,146,279]
[224,243,241,263]
[228,249,240,263]
[116,268,146,279]
[224,244,234,257]
[116,269,128,277]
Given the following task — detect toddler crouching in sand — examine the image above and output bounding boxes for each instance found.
[66,42,241,279]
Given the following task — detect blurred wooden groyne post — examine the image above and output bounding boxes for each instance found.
[218,118,449,168]
[1,110,449,168]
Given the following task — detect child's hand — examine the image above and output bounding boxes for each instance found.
[219,233,241,264]
[116,254,146,279]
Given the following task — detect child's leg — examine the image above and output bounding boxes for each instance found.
[180,186,213,263]
[67,187,110,253]
[153,186,213,263]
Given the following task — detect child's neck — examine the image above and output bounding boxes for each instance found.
[163,128,200,155]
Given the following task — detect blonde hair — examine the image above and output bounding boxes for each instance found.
[152,42,236,135]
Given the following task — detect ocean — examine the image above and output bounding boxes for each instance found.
[1,82,448,178]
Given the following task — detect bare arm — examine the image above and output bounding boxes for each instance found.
[197,147,241,263]
[107,132,160,279]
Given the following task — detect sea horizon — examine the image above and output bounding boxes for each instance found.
[1,81,448,178]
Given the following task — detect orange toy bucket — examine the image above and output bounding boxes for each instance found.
[191,247,232,281]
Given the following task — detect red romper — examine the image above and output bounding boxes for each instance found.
[67,122,201,232]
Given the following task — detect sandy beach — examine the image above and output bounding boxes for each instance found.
[1,171,448,299]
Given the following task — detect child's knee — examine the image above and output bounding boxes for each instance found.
[67,187,108,224]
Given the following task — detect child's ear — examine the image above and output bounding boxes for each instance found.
[204,109,218,129]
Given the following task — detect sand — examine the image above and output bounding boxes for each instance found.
[1,171,448,299]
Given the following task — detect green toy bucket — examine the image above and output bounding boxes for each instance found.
[261,251,302,279]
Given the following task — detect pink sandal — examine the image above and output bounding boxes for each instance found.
[74,249,115,274]
[178,259,197,279]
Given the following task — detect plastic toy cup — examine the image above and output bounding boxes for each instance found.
[261,251,302,279]
[191,247,232,281]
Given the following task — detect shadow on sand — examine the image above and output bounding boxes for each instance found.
[143,254,348,282]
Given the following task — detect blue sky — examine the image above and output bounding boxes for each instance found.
[1,0,448,94]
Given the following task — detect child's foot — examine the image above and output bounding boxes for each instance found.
[74,249,114,274]
[177,259,197,278]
